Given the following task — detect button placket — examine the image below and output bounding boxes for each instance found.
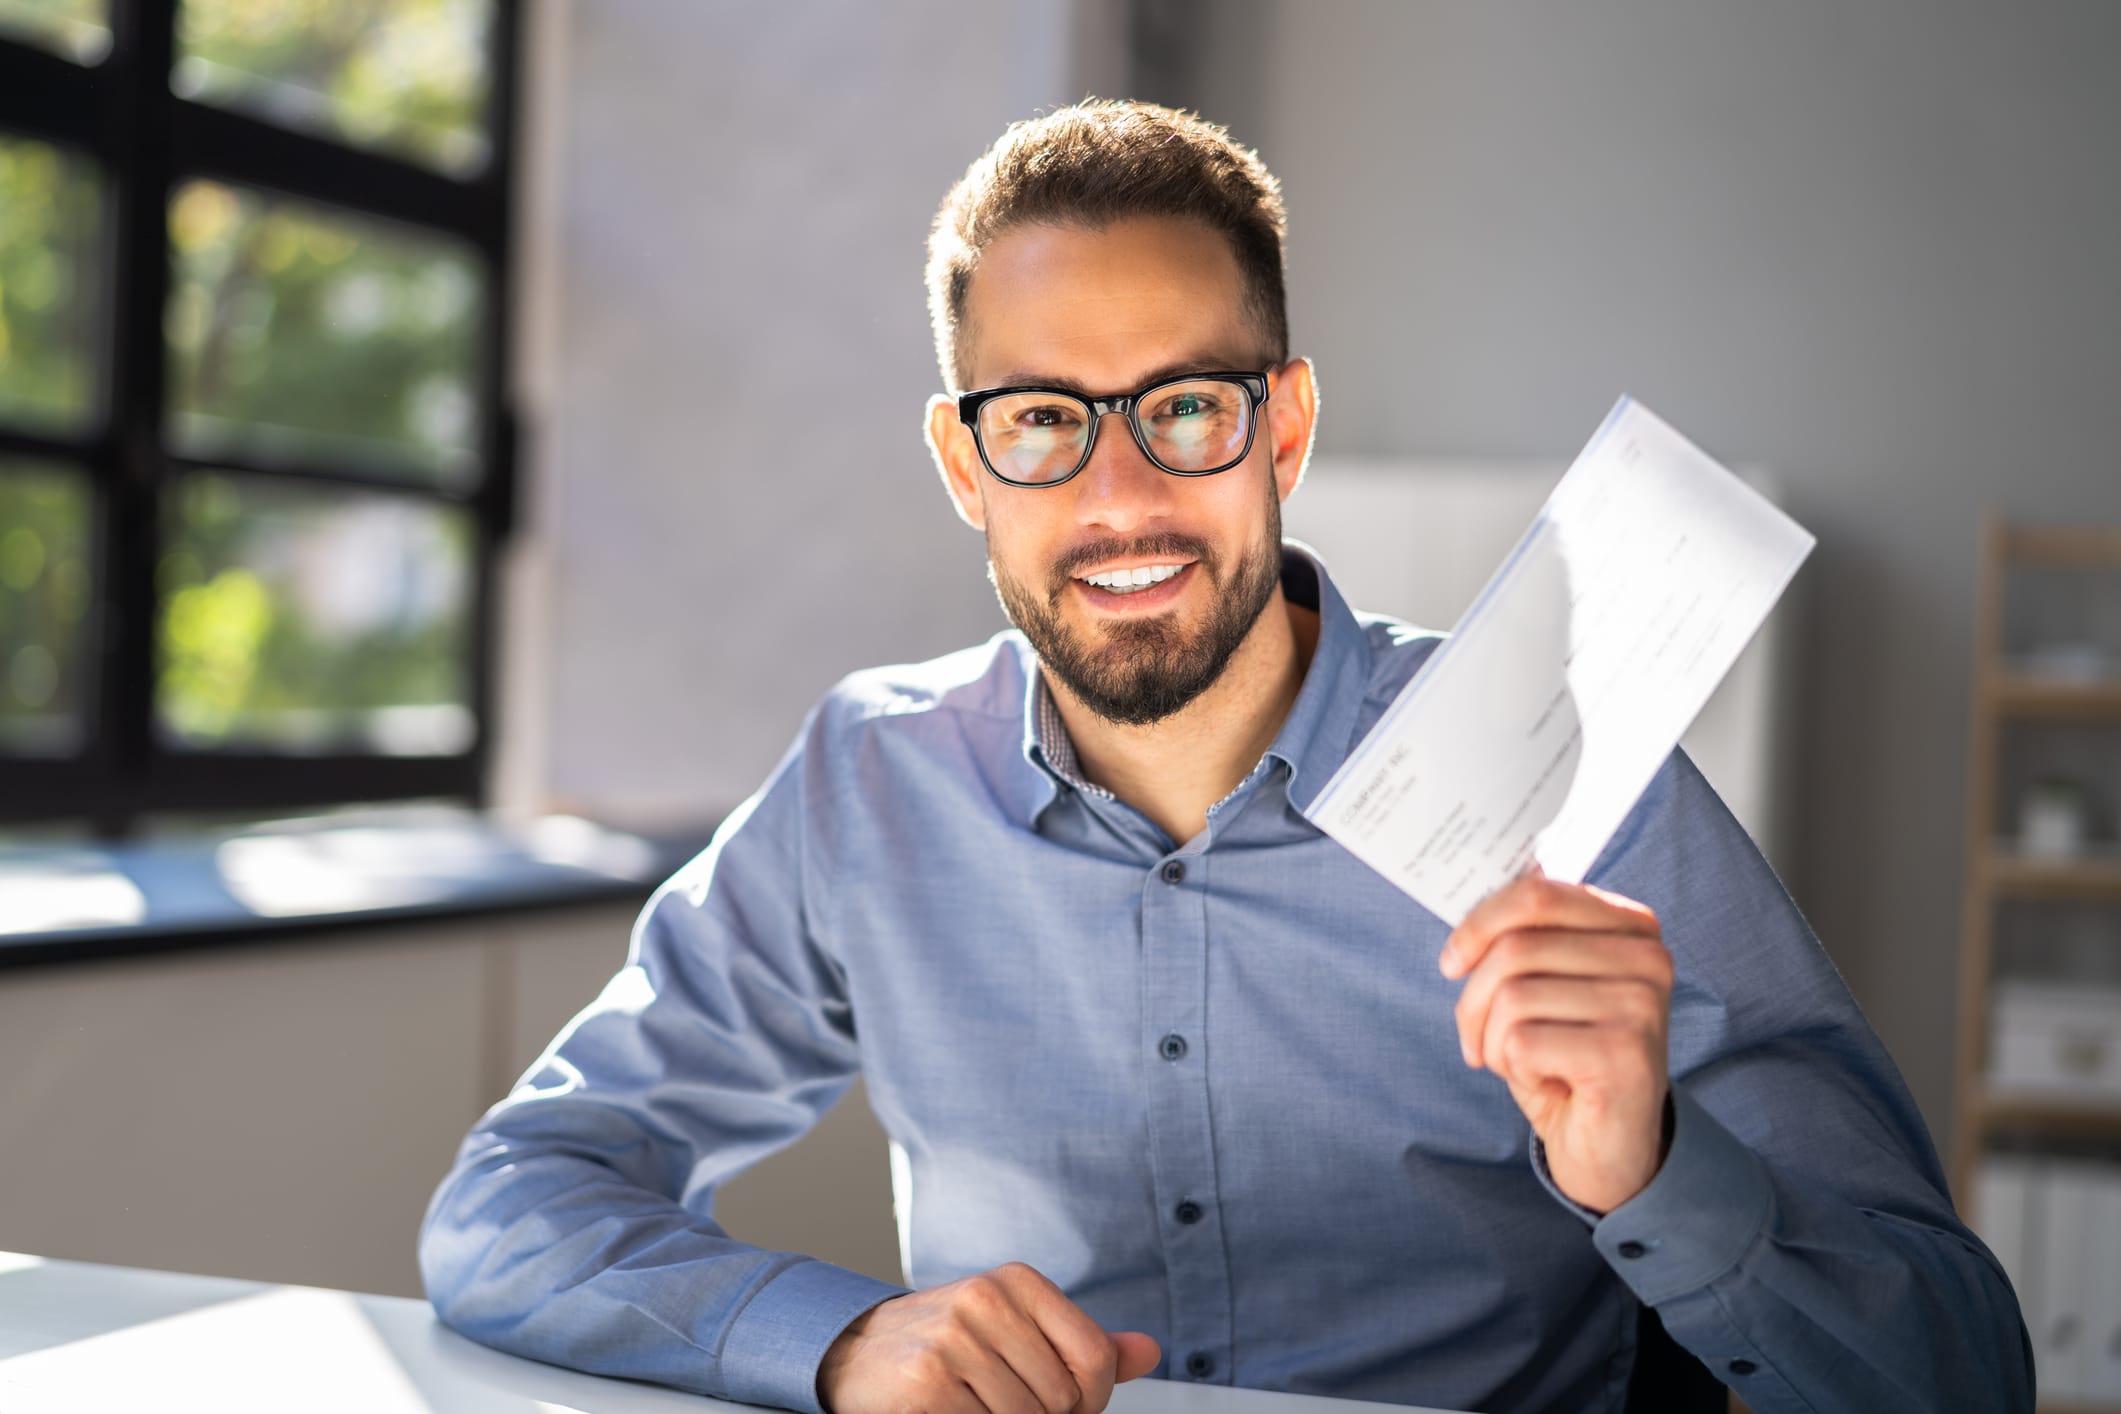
[1139,851,1233,1385]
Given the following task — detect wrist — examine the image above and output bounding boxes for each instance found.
[1551,1087,1674,1215]
[815,1309,871,1409]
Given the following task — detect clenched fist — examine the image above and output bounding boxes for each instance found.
[818,1262,1161,1414]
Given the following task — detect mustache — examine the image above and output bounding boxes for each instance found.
[1050,532,1214,583]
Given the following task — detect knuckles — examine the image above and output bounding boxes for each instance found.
[1498,1023,1542,1079]
[1637,937,1675,988]
[1620,976,1668,1030]
[1488,927,1535,972]
[957,1271,1009,1314]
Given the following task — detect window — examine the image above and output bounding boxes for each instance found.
[0,0,520,834]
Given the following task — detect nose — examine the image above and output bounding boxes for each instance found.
[1070,408,1175,536]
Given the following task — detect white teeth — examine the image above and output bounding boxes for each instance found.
[1082,563,1185,591]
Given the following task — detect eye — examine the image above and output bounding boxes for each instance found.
[1015,403,1082,429]
[1166,393,1208,418]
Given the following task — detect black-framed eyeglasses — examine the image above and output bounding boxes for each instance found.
[957,370,1272,488]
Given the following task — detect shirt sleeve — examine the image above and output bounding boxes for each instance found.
[418,707,907,1413]
[1531,748,2034,1414]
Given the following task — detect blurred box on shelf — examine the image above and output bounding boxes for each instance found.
[2019,777,2096,858]
[1988,980,2121,1100]
[2014,644,2116,684]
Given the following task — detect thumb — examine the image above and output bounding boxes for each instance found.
[1112,1331,1161,1382]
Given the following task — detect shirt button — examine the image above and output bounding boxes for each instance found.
[1175,1200,1203,1225]
[1617,1240,1647,1259]
[1185,1351,1214,1378]
[1728,1359,1758,1376]
[1158,1033,1188,1061]
[1159,859,1186,884]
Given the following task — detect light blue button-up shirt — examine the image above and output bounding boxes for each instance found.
[420,545,2031,1414]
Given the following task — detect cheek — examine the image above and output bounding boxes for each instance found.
[982,502,1061,579]
[1210,463,1280,537]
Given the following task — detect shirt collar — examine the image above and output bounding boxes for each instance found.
[1017,540,1375,827]
[1263,539,1374,814]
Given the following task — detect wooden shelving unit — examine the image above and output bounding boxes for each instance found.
[1953,516,2121,1412]
[1996,677,2121,718]
[1987,850,2121,903]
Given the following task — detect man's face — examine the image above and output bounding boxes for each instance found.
[929,216,1310,726]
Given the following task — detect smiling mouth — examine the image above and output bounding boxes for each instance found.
[1076,562,1189,595]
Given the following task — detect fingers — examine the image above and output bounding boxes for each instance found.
[1112,1331,1163,1383]
[1496,1016,1662,1087]
[1473,973,1666,1074]
[962,1271,1094,1414]
[1452,926,1671,1069]
[1440,874,1657,980]
[1002,1264,1163,1409]
[1434,879,1675,1218]
[1491,1018,1664,1129]
[988,1264,1110,1412]
[956,1343,1056,1414]
[817,1264,1139,1414]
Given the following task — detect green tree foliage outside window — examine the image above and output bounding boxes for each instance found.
[166,178,486,488]
[158,472,474,754]
[0,462,91,755]
[0,0,112,66]
[176,0,492,175]
[0,132,101,434]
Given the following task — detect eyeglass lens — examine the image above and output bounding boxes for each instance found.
[977,378,1253,484]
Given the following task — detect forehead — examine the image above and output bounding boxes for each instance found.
[960,216,1258,390]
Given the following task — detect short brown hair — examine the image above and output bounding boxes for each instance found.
[925,99,1288,392]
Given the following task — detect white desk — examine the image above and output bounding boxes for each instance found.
[0,1253,1471,1413]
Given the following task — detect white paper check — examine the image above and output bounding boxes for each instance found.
[1304,396,1814,926]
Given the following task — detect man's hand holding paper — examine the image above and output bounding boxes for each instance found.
[1441,870,1674,1213]
[1309,396,1814,1212]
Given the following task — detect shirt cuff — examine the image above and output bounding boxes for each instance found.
[1556,1085,1774,1306]
[714,1258,907,1414]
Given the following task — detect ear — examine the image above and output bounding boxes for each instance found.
[925,393,987,531]
[1264,356,1319,503]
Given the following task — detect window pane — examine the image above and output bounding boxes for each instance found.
[0,0,112,65]
[173,0,493,176]
[0,459,93,756]
[0,132,103,435]
[157,470,475,755]
[166,179,485,488]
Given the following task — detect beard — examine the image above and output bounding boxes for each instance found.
[989,485,1284,728]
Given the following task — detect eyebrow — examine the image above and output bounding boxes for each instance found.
[981,356,1261,397]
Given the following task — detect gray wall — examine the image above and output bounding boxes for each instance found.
[507,2,2121,1156]
[502,0,1111,825]
[1170,0,2121,1146]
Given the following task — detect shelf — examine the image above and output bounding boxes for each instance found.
[1954,516,2121,1201]
[2002,522,2121,569]
[1978,1090,2121,1139]
[1986,849,2121,901]
[1991,675,2121,717]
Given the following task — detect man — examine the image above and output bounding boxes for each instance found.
[421,101,2031,1414]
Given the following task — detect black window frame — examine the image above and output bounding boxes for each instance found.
[0,0,522,836]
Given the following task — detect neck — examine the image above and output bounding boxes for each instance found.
[1047,590,1321,846]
